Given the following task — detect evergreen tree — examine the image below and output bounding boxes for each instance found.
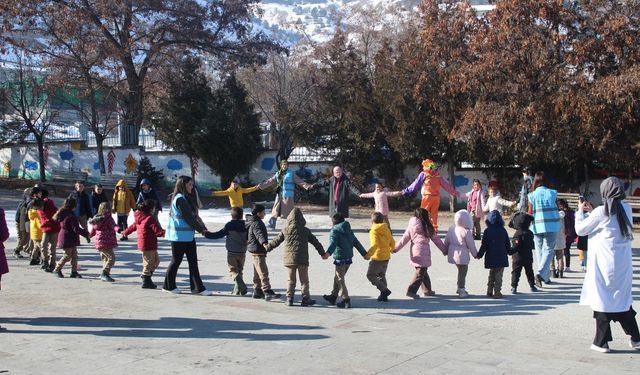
[136,156,165,193]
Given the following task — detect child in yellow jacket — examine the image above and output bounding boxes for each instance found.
[28,199,44,266]
[212,178,258,208]
[365,212,395,302]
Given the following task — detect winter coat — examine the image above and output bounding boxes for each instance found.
[359,190,402,216]
[204,219,248,254]
[563,208,577,245]
[112,179,136,214]
[28,209,43,241]
[122,210,165,251]
[394,217,446,268]
[15,188,31,231]
[0,208,10,276]
[477,210,510,269]
[137,179,163,211]
[508,212,535,265]
[316,175,361,218]
[90,190,108,216]
[246,214,268,255]
[326,221,367,261]
[576,203,633,313]
[69,190,92,218]
[483,194,515,213]
[267,208,325,266]
[38,199,60,234]
[212,184,257,208]
[56,209,89,249]
[366,222,395,261]
[445,210,478,265]
[88,212,119,251]
[466,188,487,219]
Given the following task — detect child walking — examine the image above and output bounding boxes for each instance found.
[477,210,511,298]
[28,198,44,266]
[112,179,136,240]
[323,212,367,308]
[508,212,538,293]
[365,212,395,302]
[204,206,249,295]
[483,185,515,214]
[359,183,402,228]
[38,189,60,273]
[53,198,89,278]
[122,199,165,289]
[465,179,487,240]
[246,204,280,300]
[88,202,119,282]
[137,179,163,229]
[550,206,566,278]
[266,208,328,306]
[444,209,478,297]
[394,208,447,299]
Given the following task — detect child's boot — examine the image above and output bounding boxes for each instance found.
[486,286,493,297]
[493,286,503,298]
[234,275,247,295]
[323,294,337,305]
[141,275,156,289]
[100,271,115,282]
[377,289,392,302]
[300,297,316,307]
[336,298,351,308]
[511,286,518,294]
[253,289,265,299]
[268,217,277,230]
[285,296,294,306]
[70,271,82,278]
[56,269,64,278]
[457,288,469,298]
[264,289,281,301]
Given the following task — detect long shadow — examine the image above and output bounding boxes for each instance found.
[1,316,328,341]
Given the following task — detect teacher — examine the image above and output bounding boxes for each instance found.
[576,177,640,353]
[163,176,211,296]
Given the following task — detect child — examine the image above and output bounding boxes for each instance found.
[212,177,258,208]
[483,185,515,214]
[90,184,108,216]
[550,205,566,278]
[477,210,511,298]
[122,199,165,289]
[112,179,136,240]
[38,189,61,272]
[559,199,576,272]
[88,202,119,282]
[394,208,447,299]
[137,179,162,228]
[323,212,367,308]
[0,208,9,330]
[266,207,328,306]
[204,207,249,295]
[53,198,89,278]
[246,204,280,300]
[465,179,486,240]
[508,212,537,293]
[13,187,32,258]
[28,198,44,266]
[444,209,478,297]
[365,212,395,302]
[359,183,402,228]
[577,235,588,272]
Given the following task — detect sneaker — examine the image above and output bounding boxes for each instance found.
[405,292,420,299]
[535,274,543,288]
[564,267,571,272]
[41,263,49,270]
[29,259,40,266]
[336,298,351,308]
[530,285,539,292]
[13,251,24,259]
[264,289,281,300]
[590,343,610,353]
[235,276,248,296]
[253,290,265,299]
[44,266,53,273]
[511,287,518,294]
[70,272,82,279]
[323,294,338,305]
[543,279,553,285]
[377,289,392,302]
[458,288,469,298]
[423,290,436,297]
[286,298,294,306]
[197,289,212,296]
[581,266,586,272]
[630,339,640,350]
[100,273,115,282]
[300,298,316,307]
[492,291,503,299]
[162,288,182,295]
[552,270,559,278]
[56,270,64,278]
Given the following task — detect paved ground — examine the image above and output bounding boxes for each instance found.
[0,190,638,374]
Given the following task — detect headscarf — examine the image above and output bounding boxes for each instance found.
[600,177,633,240]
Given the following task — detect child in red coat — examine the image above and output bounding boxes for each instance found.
[89,202,120,282]
[123,199,165,289]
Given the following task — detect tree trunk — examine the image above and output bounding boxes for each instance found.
[583,161,590,197]
[447,150,456,212]
[36,136,46,182]
[121,81,143,146]
[96,136,106,174]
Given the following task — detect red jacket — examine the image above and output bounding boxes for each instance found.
[39,199,61,233]
[122,210,165,251]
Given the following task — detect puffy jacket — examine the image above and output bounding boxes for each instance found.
[366,222,395,261]
[268,208,325,266]
[69,190,92,218]
[89,212,119,250]
[327,221,367,261]
[28,209,43,241]
[204,219,247,254]
[395,217,446,267]
[477,210,510,268]
[137,179,163,211]
[246,215,269,255]
[508,211,535,265]
[212,184,257,208]
[445,210,478,265]
[122,210,165,251]
[112,179,136,214]
[38,199,60,234]
[56,209,89,249]
[90,191,108,216]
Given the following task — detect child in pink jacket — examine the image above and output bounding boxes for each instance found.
[359,183,402,228]
[88,202,119,282]
[393,208,447,299]
[444,209,478,298]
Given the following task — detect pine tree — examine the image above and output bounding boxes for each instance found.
[136,156,165,193]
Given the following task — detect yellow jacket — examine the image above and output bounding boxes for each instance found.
[112,179,136,214]
[366,223,395,261]
[28,208,43,240]
[212,185,257,208]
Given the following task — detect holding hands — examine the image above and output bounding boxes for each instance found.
[321,253,330,260]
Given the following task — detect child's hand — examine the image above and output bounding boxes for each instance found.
[364,254,370,260]
[321,253,330,260]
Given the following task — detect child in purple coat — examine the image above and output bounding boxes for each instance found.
[53,199,89,278]
[0,208,9,331]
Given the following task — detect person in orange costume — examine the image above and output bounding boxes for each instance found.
[401,159,461,232]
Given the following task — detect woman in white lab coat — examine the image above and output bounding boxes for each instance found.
[576,177,640,353]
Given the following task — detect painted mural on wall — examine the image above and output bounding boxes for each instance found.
[124,154,138,174]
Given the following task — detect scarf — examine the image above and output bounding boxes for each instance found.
[600,177,633,240]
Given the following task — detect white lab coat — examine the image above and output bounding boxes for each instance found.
[575,203,634,313]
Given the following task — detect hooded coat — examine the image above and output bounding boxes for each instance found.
[246,214,269,255]
[122,210,166,251]
[477,210,510,269]
[268,208,325,266]
[327,220,367,261]
[366,222,395,261]
[508,212,535,265]
[112,179,136,214]
[137,178,162,211]
[38,198,61,234]
[395,217,446,267]
[56,209,89,249]
[444,210,478,265]
[88,212,119,250]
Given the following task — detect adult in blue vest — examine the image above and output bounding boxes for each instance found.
[162,176,211,295]
[527,172,560,287]
[258,160,312,230]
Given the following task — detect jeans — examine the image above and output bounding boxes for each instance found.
[534,232,557,282]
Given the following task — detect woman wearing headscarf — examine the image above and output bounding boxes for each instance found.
[576,177,640,353]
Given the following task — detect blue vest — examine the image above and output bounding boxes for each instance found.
[281,171,296,199]
[528,187,560,234]
[166,193,195,242]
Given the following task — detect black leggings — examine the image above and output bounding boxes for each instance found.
[563,243,571,268]
[163,240,206,293]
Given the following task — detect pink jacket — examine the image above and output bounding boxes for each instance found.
[394,217,446,267]
[89,212,119,251]
[360,190,402,215]
[444,210,478,265]
[0,208,9,275]
[466,188,487,219]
